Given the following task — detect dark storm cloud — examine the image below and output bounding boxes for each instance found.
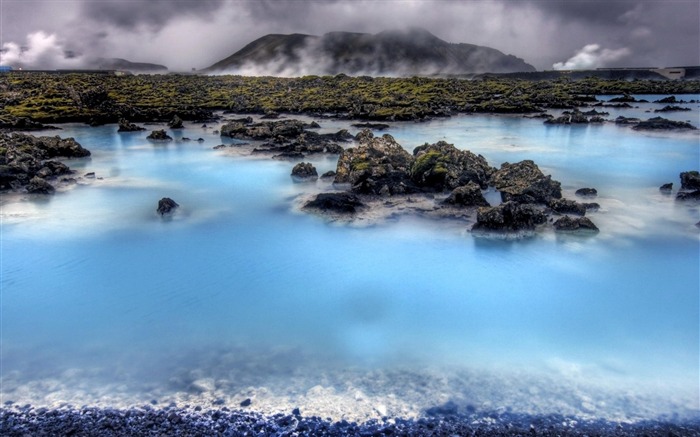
[81,0,226,30]
[0,0,698,71]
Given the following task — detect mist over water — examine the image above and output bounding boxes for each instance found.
[1,105,699,422]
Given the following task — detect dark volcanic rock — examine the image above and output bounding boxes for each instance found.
[659,182,673,192]
[320,170,336,179]
[654,105,691,113]
[654,96,677,103]
[632,117,697,131]
[157,197,179,215]
[26,176,55,194]
[117,118,145,132]
[291,162,319,182]
[334,130,417,196]
[0,116,58,131]
[443,182,490,207]
[544,109,589,125]
[676,190,700,201]
[575,187,597,197]
[549,198,587,215]
[352,122,390,130]
[614,116,640,125]
[490,160,562,204]
[0,133,89,190]
[609,94,636,103]
[680,171,700,190]
[147,130,173,141]
[472,201,547,234]
[411,141,494,191]
[168,115,184,129]
[303,192,365,214]
[553,215,599,232]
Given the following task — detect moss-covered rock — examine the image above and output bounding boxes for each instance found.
[490,160,562,204]
[411,141,494,191]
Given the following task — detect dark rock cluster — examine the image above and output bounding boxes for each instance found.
[1,405,697,437]
[0,132,90,192]
[147,129,173,141]
[221,118,349,159]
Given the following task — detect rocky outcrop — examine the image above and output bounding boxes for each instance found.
[443,182,490,207]
[552,215,599,232]
[157,197,179,215]
[575,187,597,197]
[334,130,416,196]
[411,141,494,191]
[117,118,145,132]
[351,123,390,130]
[548,198,587,215]
[26,176,55,194]
[632,117,697,131]
[544,110,590,125]
[320,170,336,179]
[614,116,640,125]
[676,190,700,201]
[303,192,365,214]
[168,115,184,129]
[291,162,319,182]
[680,171,700,190]
[0,133,90,191]
[147,130,173,141]
[490,160,562,204]
[0,116,58,131]
[659,182,673,192]
[654,105,691,113]
[471,201,547,234]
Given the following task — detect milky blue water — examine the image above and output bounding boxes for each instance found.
[1,98,699,421]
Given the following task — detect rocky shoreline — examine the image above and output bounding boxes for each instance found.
[2,405,698,436]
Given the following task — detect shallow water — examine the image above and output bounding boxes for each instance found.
[1,100,699,422]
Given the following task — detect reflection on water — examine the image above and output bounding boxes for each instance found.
[1,109,699,422]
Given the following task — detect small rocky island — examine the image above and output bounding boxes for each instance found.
[301,129,600,237]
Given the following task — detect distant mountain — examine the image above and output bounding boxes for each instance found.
[93,58,168,73]
[205,28,535,76]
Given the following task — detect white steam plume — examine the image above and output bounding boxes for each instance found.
[552,44,631,70]
[0,31,84,69]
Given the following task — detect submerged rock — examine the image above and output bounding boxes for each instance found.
[632,117,697,131]
[552,215,599,232]
[117,118,145,132]
[168,115,184,129]
[303,192,365,214]
[549,198,587,215]
[157,197,179,215]
[291,162,318,182]
[490,160,562,204]
[575,187,597,197]
[147,130,173,141]
[443,182,490,207]
[26,176,55,194]
[471,201,547,234]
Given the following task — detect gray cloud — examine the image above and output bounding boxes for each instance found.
[0,0,697,72]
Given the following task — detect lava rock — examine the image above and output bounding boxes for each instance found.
[632,117,697,131]
[490,160,562,204]
[411,141,494,191]
[351,122,390,130]
[320,170,336,179]
[168,115,184,129]
[654,105,691,113]
[471,201,547,233]
[614,116,640,125]
[680,171,700,190]
[575,187,597,197]
[443,182,490,207]
[303,192,365,214]
[549,198,587,215]
[26,176,55,194]
[117,118,145,132]
[157,197,179,215]
[334,130,417,196]
[553,215,599,232]
[291,162,319,182]
[676,190,700,201]
[659,182,673,192]
[147,130,173,141]
[544,109,590,124]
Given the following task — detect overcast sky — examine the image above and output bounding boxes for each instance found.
[1,0,698,72]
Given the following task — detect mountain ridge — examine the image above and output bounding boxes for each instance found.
[205,28,535,76]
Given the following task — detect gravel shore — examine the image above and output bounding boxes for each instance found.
[2,404,699,436]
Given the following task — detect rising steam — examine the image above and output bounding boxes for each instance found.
[552,44,631,70]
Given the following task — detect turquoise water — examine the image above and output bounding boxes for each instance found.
[1,105,699,421]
